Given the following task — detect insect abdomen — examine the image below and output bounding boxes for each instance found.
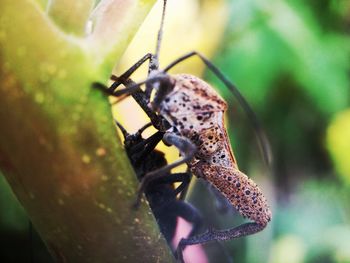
[197,164,271,226]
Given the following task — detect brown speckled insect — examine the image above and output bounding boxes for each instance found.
[95,0,272,262]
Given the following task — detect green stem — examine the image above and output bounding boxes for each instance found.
[0,0,173,262]
[47,0,96,35]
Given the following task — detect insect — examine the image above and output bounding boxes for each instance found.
[114,117,202,251]
[94,0,272,262]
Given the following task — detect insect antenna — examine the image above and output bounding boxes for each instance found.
[155,0,167,61]
[112,75,168,96]
[149,0,168,71]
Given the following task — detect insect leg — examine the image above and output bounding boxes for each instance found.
[115,121,164,166]
[172,201,202,238]
[134,132,197,207]
[207,182,232,214]
[152,172,191,196]
[124,79,168,131]
[92,52,154,97]
[163,51,272,166]
[116,121,152,140]
[130,131,165,164]
[177,169,192,201]
[163,200,202,249]
[109,53,153,92]
[177,222,265,263]
[95,77,169,131]
[115,121,131,139]
[152,197,201,249]
[95,75,172,126]
[92,74,150,97]
[110,75,168,97]
[148,172,202,248]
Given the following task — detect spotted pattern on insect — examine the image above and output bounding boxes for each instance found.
[199,165,271,226]
[159,73,271,226]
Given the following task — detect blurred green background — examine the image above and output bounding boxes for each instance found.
[200,0,350,262]
[1,0,350,262]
